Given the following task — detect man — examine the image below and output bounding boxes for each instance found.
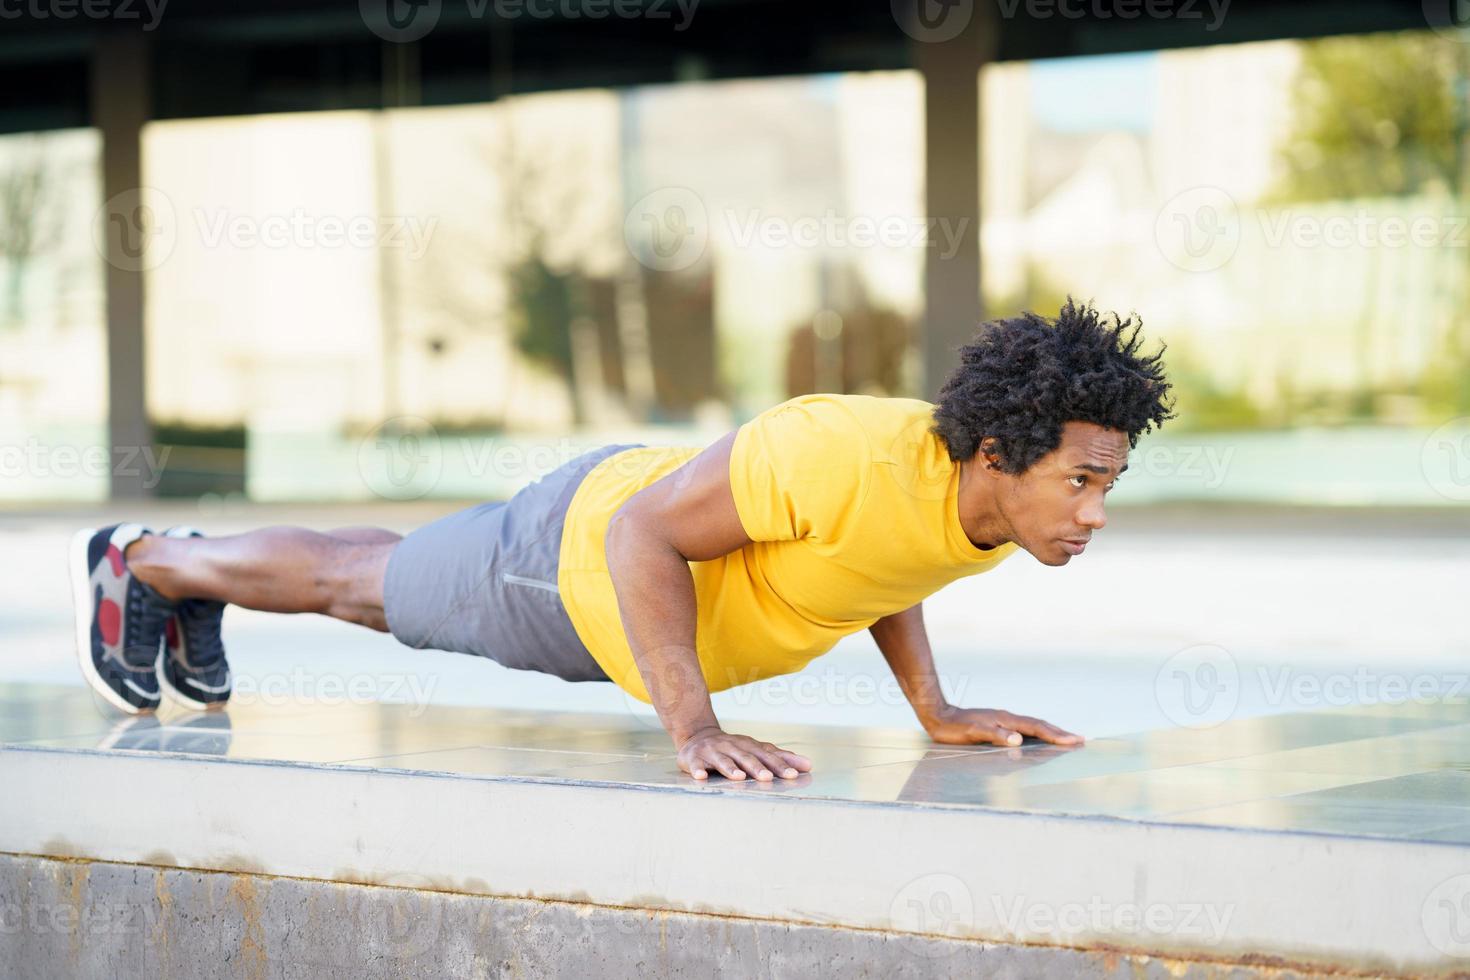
[71,299,1174,783]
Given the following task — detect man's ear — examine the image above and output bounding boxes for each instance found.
[978,436,1003,473]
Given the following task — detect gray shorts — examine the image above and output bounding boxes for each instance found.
[382,443,643,682]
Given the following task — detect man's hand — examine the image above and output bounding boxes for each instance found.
[923,706,1084,747]
[676,726,814,781]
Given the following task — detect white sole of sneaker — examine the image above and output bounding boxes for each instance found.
[69,526,153,716]
[156,646,217,712]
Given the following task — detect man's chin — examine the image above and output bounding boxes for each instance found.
[1024,544,1071,567]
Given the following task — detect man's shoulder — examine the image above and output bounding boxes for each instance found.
[759,393,935,436]
[748,393,939,470]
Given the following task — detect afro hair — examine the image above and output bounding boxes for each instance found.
[930,298,1175,474]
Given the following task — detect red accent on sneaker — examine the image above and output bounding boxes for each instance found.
[165,617,179,648]
[99,598,121,645]
[106,544,125,577]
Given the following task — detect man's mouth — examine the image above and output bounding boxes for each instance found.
[1060,539,1089,556]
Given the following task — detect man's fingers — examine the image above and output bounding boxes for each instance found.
[728,747,774,781]
[703,749,746,780]
[1008,715,1084,745]
[775,749,812,775]
[752,741,804,778]
[679,734,815,781]
[748,745,799,779]
[987,725,1022,747]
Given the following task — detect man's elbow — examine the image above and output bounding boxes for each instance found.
[604,504,635,561]
[605,497,659,564]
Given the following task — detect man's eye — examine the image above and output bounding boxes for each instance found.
[1069,475,1086,488]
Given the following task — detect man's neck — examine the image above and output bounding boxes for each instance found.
[956,456,1010,551]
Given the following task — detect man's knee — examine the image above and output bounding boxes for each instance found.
[323,540,395,631]
[327,527,403,545]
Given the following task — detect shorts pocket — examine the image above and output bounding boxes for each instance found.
[500,571,560,595]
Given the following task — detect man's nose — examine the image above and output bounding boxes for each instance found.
[1078,502,1107,531]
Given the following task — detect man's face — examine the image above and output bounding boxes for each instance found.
[993,421,1130,567]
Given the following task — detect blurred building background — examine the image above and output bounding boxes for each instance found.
[1,2,1467,733]
[1,2,1469,507]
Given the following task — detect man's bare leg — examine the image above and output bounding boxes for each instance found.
[123,526,403,632]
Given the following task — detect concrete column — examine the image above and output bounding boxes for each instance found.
[92,33,152,499]
[915,9,995,401]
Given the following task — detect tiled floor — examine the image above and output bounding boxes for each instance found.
[3,681,1467,842]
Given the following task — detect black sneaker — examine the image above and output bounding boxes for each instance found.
[68,524,177,715]
[156,526,232,711]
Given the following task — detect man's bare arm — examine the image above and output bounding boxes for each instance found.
[604,430,813,781]
[869,604,949,728]
[871,603,1084,747]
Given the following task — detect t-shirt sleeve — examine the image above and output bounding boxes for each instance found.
[728,395,872,543]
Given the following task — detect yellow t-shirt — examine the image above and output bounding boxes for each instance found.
[556,393,1019,703]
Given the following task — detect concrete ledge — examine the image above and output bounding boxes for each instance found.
[2,742,1467,977]
[0,852,1346,980]
[4,684,1468,977]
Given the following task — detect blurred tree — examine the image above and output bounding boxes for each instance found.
[0,140,61,329]
[507,242,579,381]
[784,304,912,399]
[1271,32,1470,420]
[418,113,617,427]
[1272,32,1458,202]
